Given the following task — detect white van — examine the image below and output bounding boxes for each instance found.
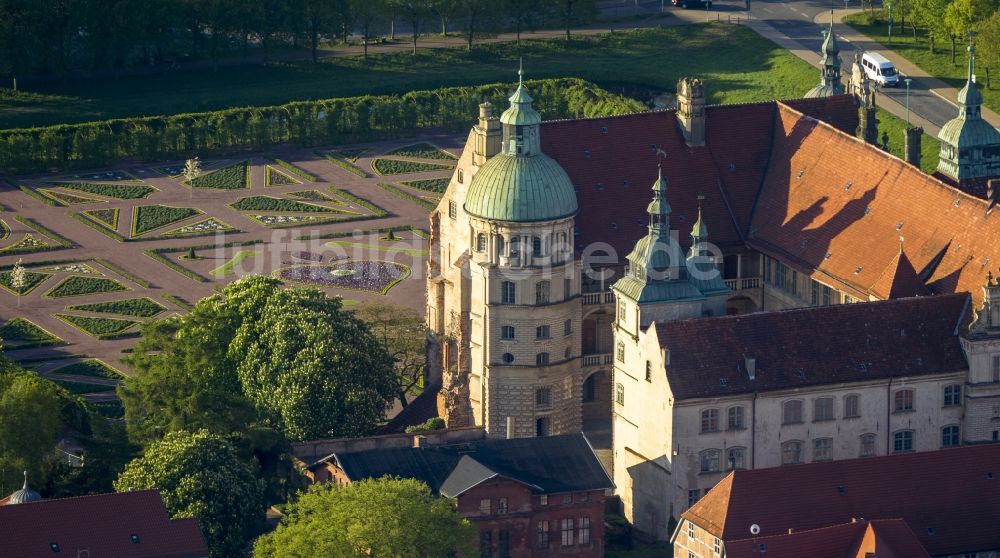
[861,52,900,87]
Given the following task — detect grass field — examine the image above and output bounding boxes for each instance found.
[209,250,259,278]
[0,24,819,130]
[842,13,997,114]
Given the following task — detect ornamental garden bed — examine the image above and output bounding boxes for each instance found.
[288,190,341,203]
[400,178,449,193]
[45,276,128,299]
[271,159,318,182]
[1,234,50,253]
[230,195,338,213]
[56,313,137,337]
[160,217,237,237]
[386,142,457,161]
[81,208,119,230]
[0,318,61,347]
[188,160,250,189]
[371,158,453,176]
[264,165,301,187]
[64,170,135,182]
[50,182,156,199]
[44,263,100,275]
[278,260,409,294]
[209,250,258,278]
[52,359,122,379]
[67,297,166,317]
[247,214,347,228]
[0,270,51,295]
[40,189,102,205]
[132,205,202,236]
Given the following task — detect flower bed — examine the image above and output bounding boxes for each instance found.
[1,234,49,253]
[56,313,137,337]
[386,142,457,161]
[132,205,202,236]
[249,214,344,228]
[288,190,339,203]
[68,297,166,317]
[188,160,250,189]
[371,158,452,176]
[82,208,119,230]
[0,270,51,295]
[45,276,128,298]
[265,165,300,187]
[0,317,61,347]
[400,178,450,193]
[231,195,337,213]
[278,260,409,294]
[69,170,134,181]
[52,182,156,199]
[292,251,323,262]
[53,359,122,378]
[44,263,100,275]
[41,189,101,205]
[161,217,235,237]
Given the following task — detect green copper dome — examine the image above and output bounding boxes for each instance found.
[464,153,578,222]
[463,65,578,223]
[805,16,844,98]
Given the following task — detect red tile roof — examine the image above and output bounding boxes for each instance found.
[749,103,1000,306]
[653,293,969,400]
[539,95,859,261]
[682,444,1000,556]
[0,490,209,558]
[722,519,930,558]
[867,246,930,299]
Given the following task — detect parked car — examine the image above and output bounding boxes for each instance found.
[672,0,712,8]
[860,52,900,87]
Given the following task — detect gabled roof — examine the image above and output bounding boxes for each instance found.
[749,102,1000,306]
[682,444,1000,556]
[868,245,929,299]
[538,96,859,260]
[0,490,208,558]
[326,433,613,495]
[653,293,969,400]
[722,519,930,558]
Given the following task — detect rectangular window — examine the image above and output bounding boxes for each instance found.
[498,529,510,558]
[944,384,962,406]
[942,425,960,448]
[844,394,860,418]
[861,433,876,457]
[561,518,574,547]
[501,325,515,340]
[822,286,832,306]
[894,389,914,412]
[615,383,624,405]
[564,277,572,299]
[813,397,834,421]
[701,409,720,433]
[813,438,833,461]
[810,281,819,305]
[728,406,745,430]
[578,517,591,545]
[536,521,549,550]
[498,497,508,514]
[645,360,652,382]
[536,325,550,339]
[535,352,550,365]
[993,356,1000,382]
[479,498,491,515]
[564,319,572,336]
[714,537,722,555]
[535,281,550,304]
[687,490,701,507]
[782,441,802,464]
[727,447,745,470]
[790,270,799,296]
[775,262,787,289]
[501,281,516,305]
[764,257,772,284]
[618,300,627,322]
[700,450,721,473]
[449,200,458,220]
[688,521,696,538]
[480,530,493,558]
[535,388,552,408]
[616,342,625,362]
[782,400,803,425]
[893,430,914,453]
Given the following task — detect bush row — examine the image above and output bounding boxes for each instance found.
[0,78,644,174]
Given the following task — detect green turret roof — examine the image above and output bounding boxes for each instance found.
[937,43,1000,179]
[805,16,845,98]
[500,64,542,127]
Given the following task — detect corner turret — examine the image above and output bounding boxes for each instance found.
[805,13,845,98]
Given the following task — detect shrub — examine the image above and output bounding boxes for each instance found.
[386,142,457,160]
[405,417,446,433]
[188,161,249,189]
[0,270,50,294]
[0,317,60,346]
[400,178,449,193]
[231,195,335,213]
[53,359,122,378]
[132,205,202,236]
[68,297,166,317]
[46,276,128,298]
[52,182,156,199]
[372,158,452,175]
[57,313,137,337]
[53,379,116,394]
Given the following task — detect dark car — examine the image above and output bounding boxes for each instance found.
[672,0,712,7]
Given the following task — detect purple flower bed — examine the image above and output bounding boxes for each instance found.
[292,251,323,262]
[279,261,408,294]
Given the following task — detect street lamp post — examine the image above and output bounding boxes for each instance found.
[887,1,893,45]
[904,78,912,125]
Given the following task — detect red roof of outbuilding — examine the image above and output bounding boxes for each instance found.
[723,519,930,558]
[653,293,969,400]
[682,444,1000,556]
[0,490,209,558]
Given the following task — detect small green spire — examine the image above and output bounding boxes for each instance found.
[691,202,708,242]
[647,165,671,236]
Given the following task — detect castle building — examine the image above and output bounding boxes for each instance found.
[427,62,1000,537]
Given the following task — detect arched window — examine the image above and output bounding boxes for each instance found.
[501,281,516,304]
[476,233,487,252]
[727,406,746,430]
[782,400,803,425]
[699,449,721,473]
[615,383,624,405]
[781,440,803,464]
[616,342,625,362]
[700,409,720,433]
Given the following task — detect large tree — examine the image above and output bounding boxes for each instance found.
[0,368,62,493]
[115,429,266,558]
[253,477,475,558]
[354,300,427,408]
[121,276,396,443]
[978,10,1000,87]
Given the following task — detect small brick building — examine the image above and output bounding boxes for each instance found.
[304,432,613,558]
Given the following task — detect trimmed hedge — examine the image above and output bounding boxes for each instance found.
[272,159,317,181]
[400,178,449,193]
[0,78,643,174]
[322,152,368,177]
[132,205,202,236]
[56,313,137,337]
[46,276,128,298]
[231,196,335,213]
[68,297,166,317]
[387,143,457,160]
[93,258,153,288]
[53,182,156,199]
[0,317,61,347]
[379,182,436,211]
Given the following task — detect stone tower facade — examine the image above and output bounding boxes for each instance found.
[428,69,585,438]
[961,272,1000,443]
[676,78,706,147]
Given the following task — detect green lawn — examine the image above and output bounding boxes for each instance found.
[45,276,128,298]
[842,13,997,114]
[67,297,166,317]
[209,250,259,278]
[0,24,820,130]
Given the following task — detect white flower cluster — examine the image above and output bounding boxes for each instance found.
[172,219,230,234]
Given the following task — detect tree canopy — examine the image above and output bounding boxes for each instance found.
[114,429,267,558]
[0,367,62,493]
[253,477,476,558]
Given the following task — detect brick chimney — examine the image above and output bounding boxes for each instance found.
[905,127,923,168]
[473,102,502,166]
[676,77,706,147]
